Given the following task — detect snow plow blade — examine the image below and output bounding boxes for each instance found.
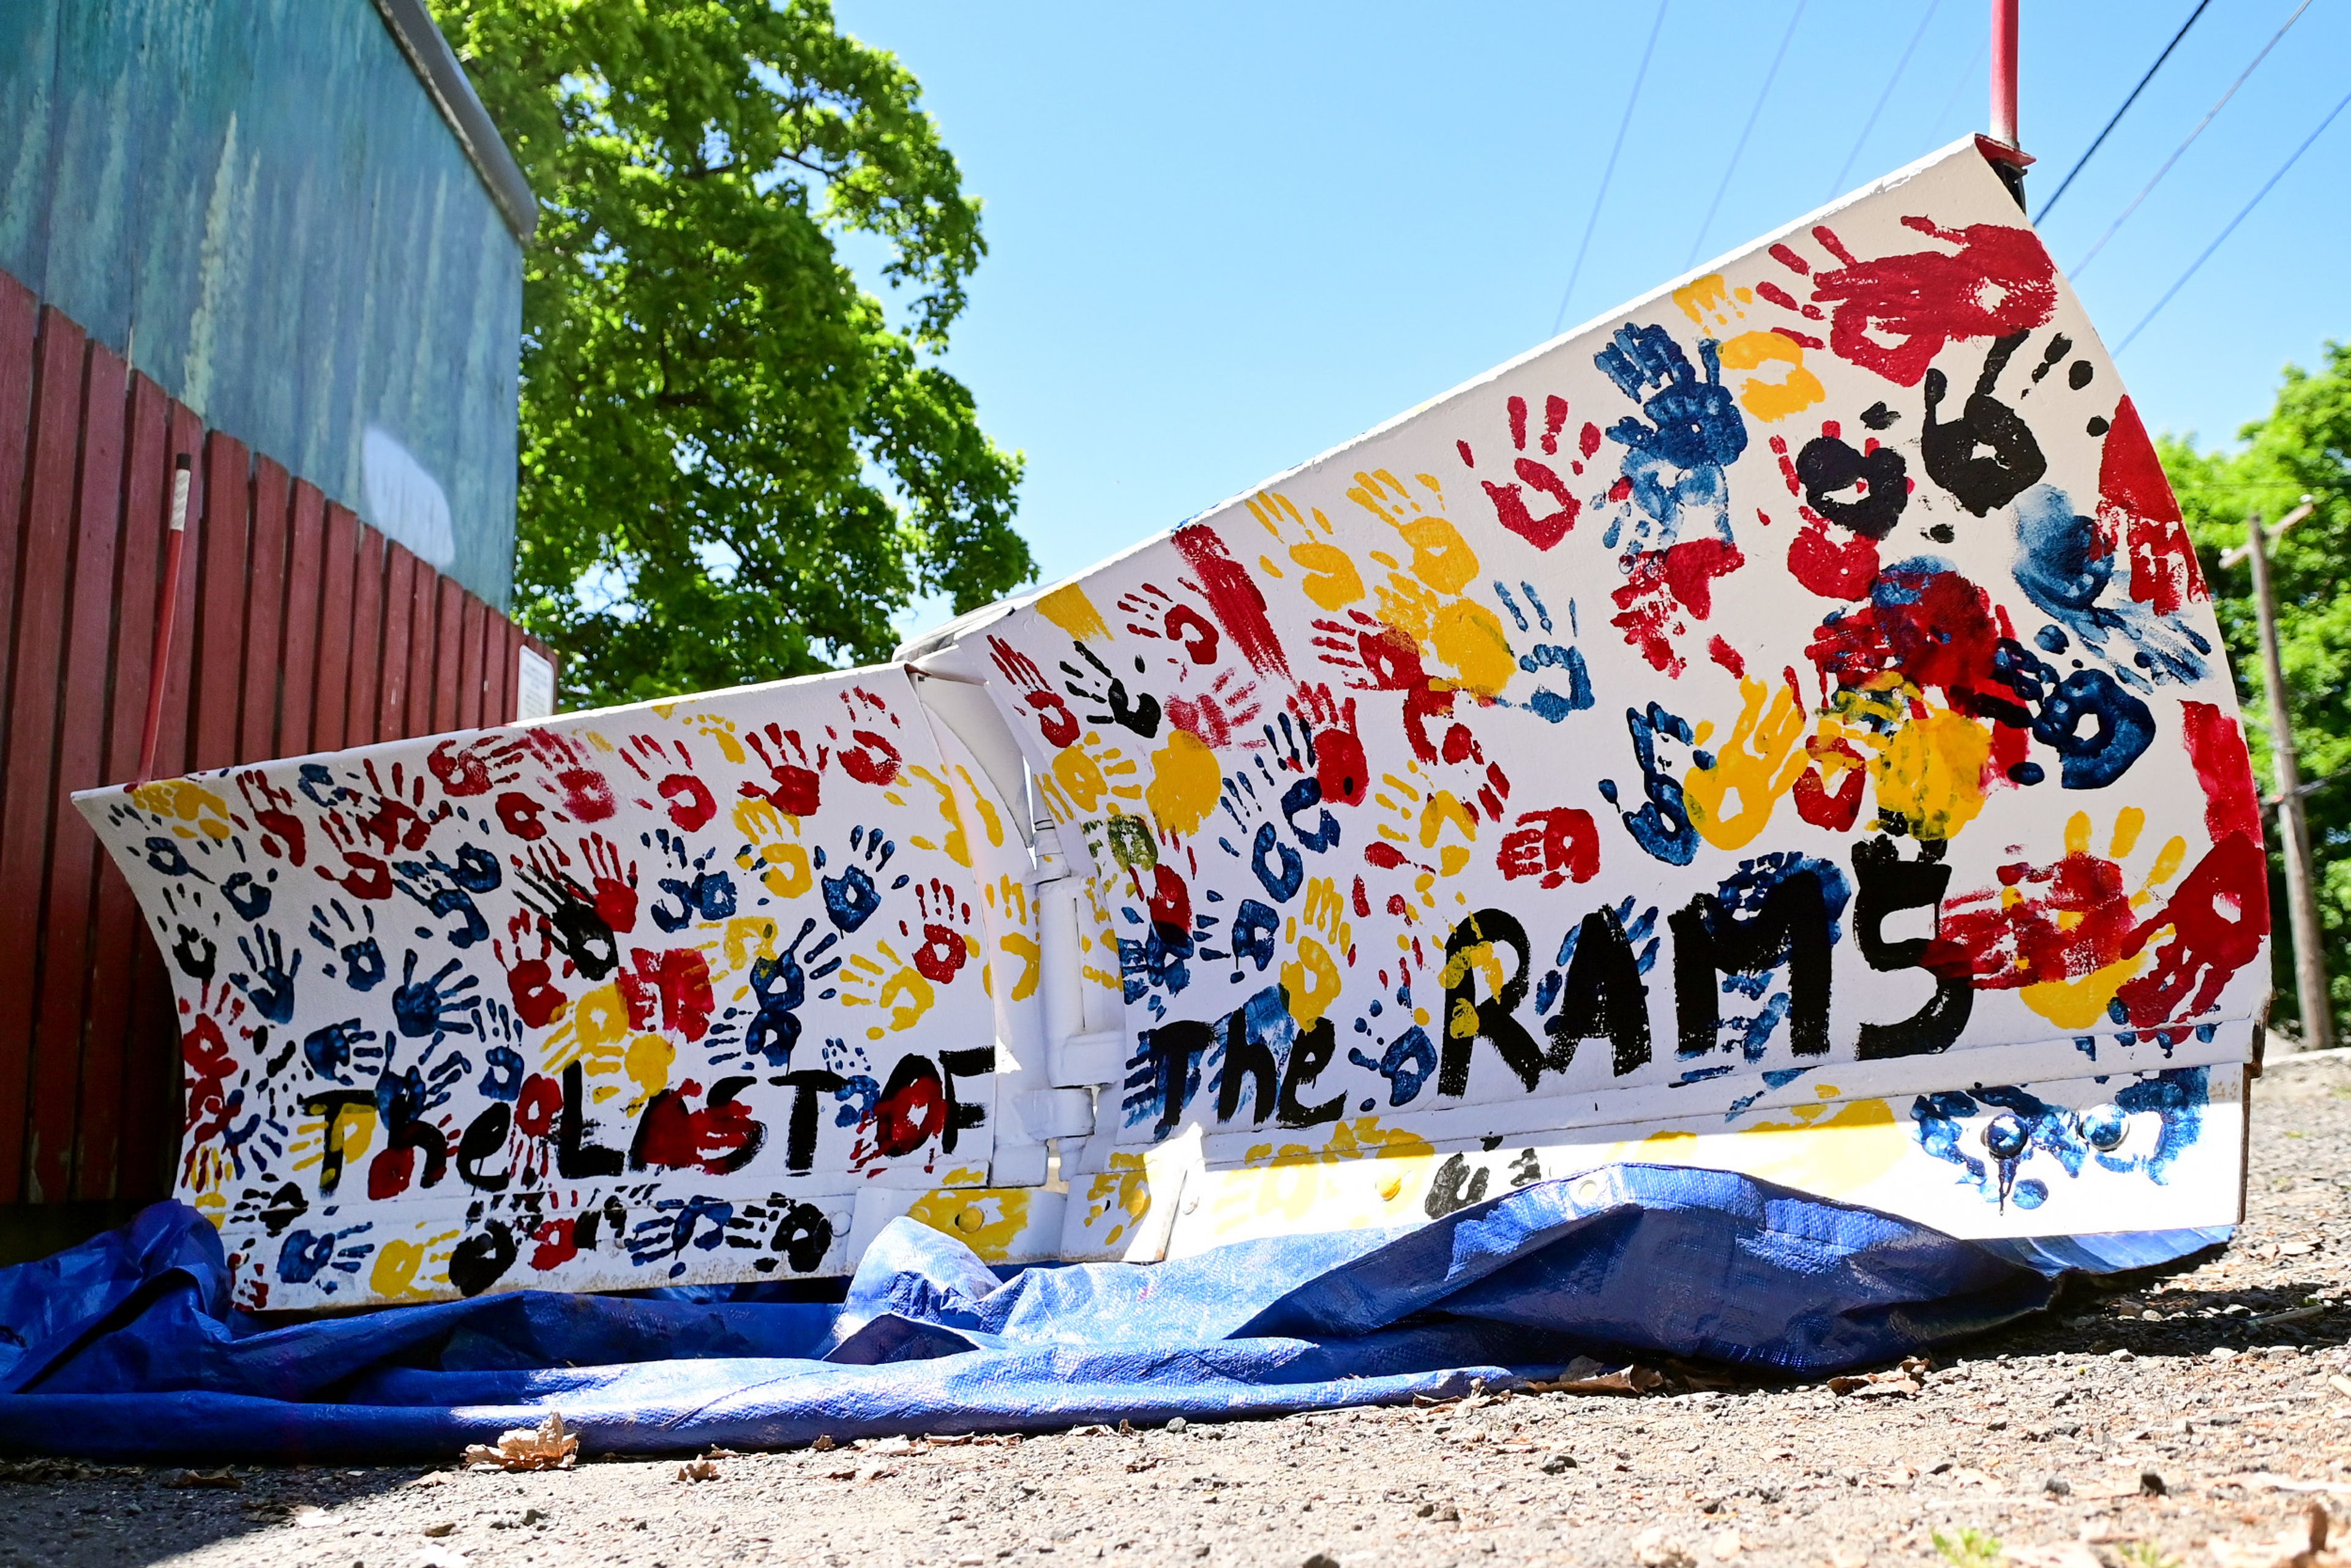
[78,138,2266,1310]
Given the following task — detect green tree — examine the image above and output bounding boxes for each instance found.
[2162,340,2351,1039]
[430,0,1032,708]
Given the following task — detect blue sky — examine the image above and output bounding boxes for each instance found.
[831,0,2351,615]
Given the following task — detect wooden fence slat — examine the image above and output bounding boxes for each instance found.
[26,339,127,1201]
[76,371,170,1201]
[344,522,386,749]
[503,617,527,724]
[378,541,416,741]
[432,574,464,733]
[405,552,438,738]
[313,505,358,751]
[483,610,512,726]
[189,430,251,772]
[0,310,89,1203]
[455,595,486,730]
[0,272,38,768]
[236,456,291,765]
[278,481,324,759]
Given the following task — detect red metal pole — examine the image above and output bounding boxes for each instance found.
[1990,0,2020,148]
[134,452,194,785]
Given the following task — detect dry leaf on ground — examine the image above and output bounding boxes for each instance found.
[461,1412,579,1472]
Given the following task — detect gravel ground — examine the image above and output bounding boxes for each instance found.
[7,1049,2347,1568]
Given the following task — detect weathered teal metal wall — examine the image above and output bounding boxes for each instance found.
[0,0,521,607]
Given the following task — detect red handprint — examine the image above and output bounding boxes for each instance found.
[989,636,1080,748]
[1289,683,1368,807]
[495,918,568,1029]
[906,879,975,985]
[579,833,640,935]
[1456,392,1599,551]
[831,686,906,786]
[1496,808,1599,889]
[740,724,825,816]
[234,770,307,866]
[426,734,526,798]
[1165,669,1260,750]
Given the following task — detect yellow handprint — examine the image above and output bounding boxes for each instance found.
[1685,676,1810,850]
[1280,875,1355,1029]
[1248,488,1364,610]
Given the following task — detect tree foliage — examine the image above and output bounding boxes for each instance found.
[2162,340,2351,1037]
[432,0,1032,708]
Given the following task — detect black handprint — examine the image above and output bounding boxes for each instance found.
[1060,643,1162,738]
[1922,331,2047,516]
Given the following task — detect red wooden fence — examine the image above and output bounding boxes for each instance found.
[0,269,553,1208]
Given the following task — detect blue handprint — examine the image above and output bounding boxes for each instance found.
[230,929,302,1024]
[1347,1024,1439,1108]
[646,827,740,932]
[743,920,824,1067]
[815,825,897,933]
[1595,322,1749,549]
[822,1038,878,1129]
[392,950,481,1043]
[1493,580,1592,722]
[302,1018,381,1082]
[276,1220,374,1291]
[1599,702,1702,867]
[222,870,274,920]
[310,900,388,991]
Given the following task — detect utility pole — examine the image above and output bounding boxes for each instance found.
[2233,500,2335,1052]
[1982,0,2033,208]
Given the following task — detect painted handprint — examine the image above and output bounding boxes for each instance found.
[1599,701,1701,867]
[828,685,905,787]
[642,827,738,932]
[392,950,482,1044]
[1284,683,1368,807]
[1491,581,1591,722]
[739,723,825,817]
[1494,806,1600,890]
[616,944,716,1043]
[1061,643,1163,739]
[307,899,386,991]
[905,878,978,986]
[1922,331,2047,516]
[1113,580,1224,667]
[230,928,302,1024]
[1244,488,1364,609]
[1608,536,1744,677]
[988,636,1081,748]
[816,823,899,934]
[424,733,527,800]
[391,844,501,948]
[1672,272,1826,425]
[1594,321,1749,548]
[1682,673,1809,851]
[1456,392,1596,550]
[1772,216,2056,391]
[616,733,716,833]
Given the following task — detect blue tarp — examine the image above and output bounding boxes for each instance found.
[0,1164,2221,1461]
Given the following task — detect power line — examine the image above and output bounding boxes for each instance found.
[2072,0,2313,276]
[2034,0,2210,224]
[2113,81,2351,357]
[1829,0,1941,198]
[1926,36,1991,148]
[1553,0,1670,336]
[1685,1,1807,269]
